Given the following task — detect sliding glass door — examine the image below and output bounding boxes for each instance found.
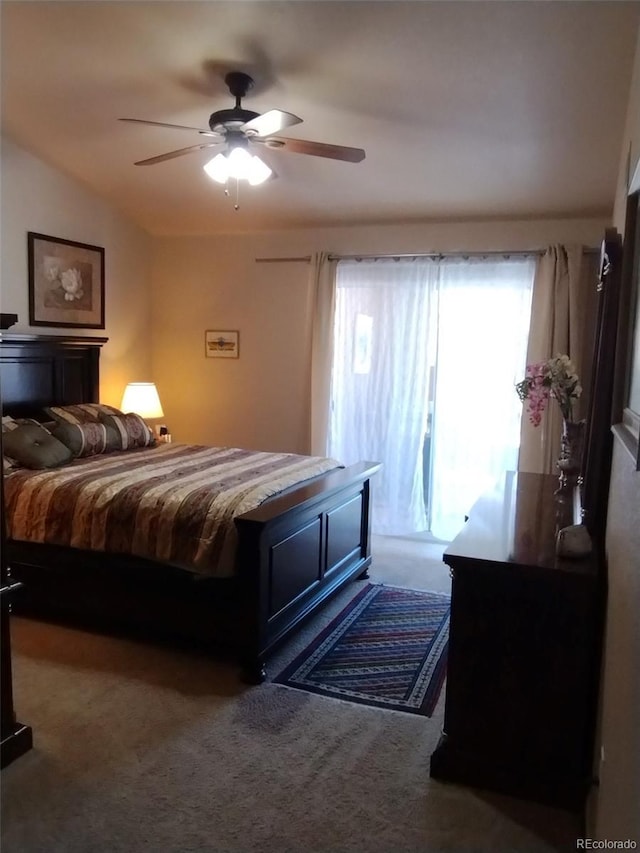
[429,258,535,540]
[328,255,535,540]
[327,259,438,534]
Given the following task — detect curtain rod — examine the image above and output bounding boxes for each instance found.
[254,256,312,263]
[328,250,543,261]
[254,247,600,264]
[328,248,600,261]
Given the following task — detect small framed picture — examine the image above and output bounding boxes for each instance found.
[205,330,239,359]
[28,232,105,329]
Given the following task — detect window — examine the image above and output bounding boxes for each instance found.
[328,255,535,540]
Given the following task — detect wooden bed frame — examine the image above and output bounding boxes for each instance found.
[0,334,380,681]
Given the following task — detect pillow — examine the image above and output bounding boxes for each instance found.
[2,418,51,471]
[99,412,155,450]
[2,423,74,469]
[3,418,21,470]
[52,421,121,458]
[2,415,51,433]
[44,403,123,425]
[3,455,20,475]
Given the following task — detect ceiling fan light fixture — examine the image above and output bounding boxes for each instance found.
[203,152,231,184]
[203,147,272,186]
[245,154,272,186]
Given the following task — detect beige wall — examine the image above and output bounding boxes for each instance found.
[588,24,640,845]
[151,217,606,451]
[613,22,640,230]
[0,136,153,406]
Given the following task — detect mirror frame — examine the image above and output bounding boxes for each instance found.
[612,157,640,471]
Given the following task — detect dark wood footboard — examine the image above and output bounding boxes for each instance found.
[235,460,380,680]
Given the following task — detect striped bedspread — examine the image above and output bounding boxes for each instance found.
[4,444,341,578]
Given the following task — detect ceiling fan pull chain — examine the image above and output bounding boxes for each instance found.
[221,177,240,210]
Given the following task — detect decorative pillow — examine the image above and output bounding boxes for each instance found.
[2,415,51,433]
[3,455,20,474]
[52,421,121,458]
[2,418,21,471]
[2,423,74,469]
[99,412,155,450]
[3,418,51,471]
[44,403,123,425]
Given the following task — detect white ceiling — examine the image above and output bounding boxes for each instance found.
[1,1,639,236]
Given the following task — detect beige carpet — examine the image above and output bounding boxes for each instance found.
[1,534,580,852]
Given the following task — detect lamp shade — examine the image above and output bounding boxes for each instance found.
[120,382,164,419]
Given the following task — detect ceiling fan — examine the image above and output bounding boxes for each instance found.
[120,71,366,180]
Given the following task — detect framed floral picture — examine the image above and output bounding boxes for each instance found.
[28,232,105,328]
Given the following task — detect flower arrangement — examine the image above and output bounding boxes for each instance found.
[516,354,582,426]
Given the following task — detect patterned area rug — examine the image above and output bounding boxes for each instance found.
[274,584,450,716]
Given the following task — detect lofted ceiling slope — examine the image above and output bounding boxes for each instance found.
[1,1,639,235]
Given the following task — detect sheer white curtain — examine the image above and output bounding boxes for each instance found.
[328,259,438,534]
[429,258,535,540]
[327,255,535,540]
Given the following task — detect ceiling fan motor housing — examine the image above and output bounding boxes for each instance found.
[209,71,259,133]
[208,107,259,133]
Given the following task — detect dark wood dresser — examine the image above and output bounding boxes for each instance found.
[430,471,602,811]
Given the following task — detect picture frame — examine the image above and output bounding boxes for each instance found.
[28,232,105,329]
[205,329,239,359]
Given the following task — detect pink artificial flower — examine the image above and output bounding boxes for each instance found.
[516,355,580,426]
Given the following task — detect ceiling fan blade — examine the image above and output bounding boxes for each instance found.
[259,136,365,163]
[119,118,221,138]
[241,109,303,138]
[134,142,222,166]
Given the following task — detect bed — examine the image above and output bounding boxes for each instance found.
[0,333,380,681]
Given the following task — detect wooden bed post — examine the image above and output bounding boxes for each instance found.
[234,515,270,684]
[357,476,373,580]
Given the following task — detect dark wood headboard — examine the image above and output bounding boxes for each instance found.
[0,334,107,420]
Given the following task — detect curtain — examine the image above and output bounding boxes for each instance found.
[518,245,598,474]
[309,252,337,456]
[429,257,535,541]
[327,255,535,540]
[327,259,438,534]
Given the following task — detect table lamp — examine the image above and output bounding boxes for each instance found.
[120,382,165,434]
